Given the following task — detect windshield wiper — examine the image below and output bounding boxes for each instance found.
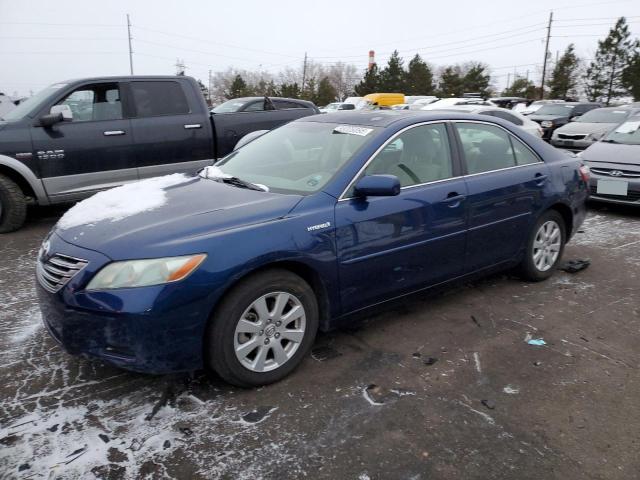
[218,176,266,191]
[601,139,619,144]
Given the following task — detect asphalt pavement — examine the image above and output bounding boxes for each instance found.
[1,203,639,480]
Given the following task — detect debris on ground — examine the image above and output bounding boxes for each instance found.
[412,352,421,358]
[18,464,30,471]
[471,315,482,328]
[533,361,542,366]
[311,345,341,362]
[241,406,276,424]
[527,339,547,346]
[179,426,194,436]
[363,384,416,405]
[503,385,520,394]
[98,434,110,443]
[481,399,496,410]
[560,259,591,273]
[423,357,438,366]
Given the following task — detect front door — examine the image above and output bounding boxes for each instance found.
[335,122,467,313]
[32,82,136,201]
[452,121,550,272]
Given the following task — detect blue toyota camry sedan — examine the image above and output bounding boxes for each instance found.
[36,111,589,387]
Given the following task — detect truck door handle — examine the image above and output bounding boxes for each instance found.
[104,130,125,136]
[443,192,466,208]
[184,124,202,129]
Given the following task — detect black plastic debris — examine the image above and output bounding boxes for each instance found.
[18,464,30,472]
[163,440,171,449]
[471,315,482,328]
[311,345,341,362]
[67,447,86,458]
[560,259,591,273]
[423,357,438,366]
[242,406,275,424]
[481,399,496,410]
[580,336,589,342]
[412,352,421,358]
[47,424,59,432]
[179,426,193,436]
[98,434,110,444]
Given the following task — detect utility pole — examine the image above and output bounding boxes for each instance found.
[540,10,553,99]
[301,52,308,93]
[126,14,134,75]
[506,73,511,91]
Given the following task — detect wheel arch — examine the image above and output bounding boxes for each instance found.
[547,202,574,239]
[0,155,49,205]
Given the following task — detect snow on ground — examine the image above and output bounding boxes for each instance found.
[57,174,190,230]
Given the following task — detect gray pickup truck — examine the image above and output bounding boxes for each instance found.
[0,75,318,232]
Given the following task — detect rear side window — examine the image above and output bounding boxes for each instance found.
[131,81,189,117]
[455,123,516,174]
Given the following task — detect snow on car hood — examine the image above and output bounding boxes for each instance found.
[554,122,615,136]
[56,175,303,259]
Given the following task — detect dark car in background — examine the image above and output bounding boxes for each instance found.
[551,106,640,151]
[36,110,588,386]
[0,76,318,232]
[529,102,601,140]
[580,115,640,206]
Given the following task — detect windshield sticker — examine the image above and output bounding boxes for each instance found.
[333,125,373,136]
[615,121,640,134]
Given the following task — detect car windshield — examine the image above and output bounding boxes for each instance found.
[576,109,630,123]
[325,103,340,110]
[603,119,640,145]
[535,105,574,115]
[212,98,251,113]
[1,83,67,121]
[216,121,380,195]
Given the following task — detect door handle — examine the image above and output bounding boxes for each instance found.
[534,173,548,185]
[104,130,125,136]
[443,192,466,208]
[184,124,202,129]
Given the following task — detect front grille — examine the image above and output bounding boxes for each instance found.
[37,254,88,293]
[558,133,587,140]
[590,167,640,178]
[590,185,640,201]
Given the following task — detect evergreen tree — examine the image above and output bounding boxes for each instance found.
[301,77,317,102]
[379,50,406,92]
[315,77,338,106]
[354,64,380,96]
[547,44,581,99]
[437,66,464,97]
[502,78,538,98]
[622,51,640,101]
[462,62,491,97]
[265,80,279,97]
[584,17,639,105]
[280,82,301,98]
[228,74,251,98]
[405,54,435,95]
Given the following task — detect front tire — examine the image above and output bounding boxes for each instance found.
[0,174,27,233]
[519,210,566,281]
[206,269,319,387]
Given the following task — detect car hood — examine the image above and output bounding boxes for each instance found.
[555,122,615,135]
[528,114,568,122]
[55,175,303,259]
[582,141,640,166]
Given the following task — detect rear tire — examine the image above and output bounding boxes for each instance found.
[0,174,27,233]
[206,269,319,388]
[519,210,566,282]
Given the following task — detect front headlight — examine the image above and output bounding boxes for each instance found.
[86,254,207,290]
[541,121,553,128]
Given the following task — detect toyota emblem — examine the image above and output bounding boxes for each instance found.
[609,170,623,177]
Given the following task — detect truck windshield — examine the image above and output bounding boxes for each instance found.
[1,84,67,122]
[215,122,381,195]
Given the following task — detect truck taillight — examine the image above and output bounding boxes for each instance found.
[579,165,590,182]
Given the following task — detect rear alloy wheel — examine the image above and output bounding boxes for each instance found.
[519,210,566,281]
[207,269,318,387]
[0,174,27,233]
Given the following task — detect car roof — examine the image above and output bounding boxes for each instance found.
[297,109,516,128]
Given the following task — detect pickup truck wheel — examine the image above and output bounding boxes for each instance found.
[206,269,319,388]
[0,174,27,233]
[518,210,566,282]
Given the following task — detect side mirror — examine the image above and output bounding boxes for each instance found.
[353,175,401,198]
[50,104,73,121]
[39,112,63,127]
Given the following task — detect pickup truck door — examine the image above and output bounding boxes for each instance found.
[127,80,213,180]
[212,100,314,158]
[31,81,136,201]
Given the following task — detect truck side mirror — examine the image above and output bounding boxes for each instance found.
[39,112,63,127]
[50,104,73,121]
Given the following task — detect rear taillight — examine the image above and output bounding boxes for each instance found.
[579,164,590,182]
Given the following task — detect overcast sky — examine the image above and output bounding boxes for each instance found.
[1,0,639,97]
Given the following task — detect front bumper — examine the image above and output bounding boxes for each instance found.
[551,137,594,151]
[587,175,640,206]
[36,233,214,373]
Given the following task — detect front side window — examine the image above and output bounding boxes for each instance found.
[56,83,122,122]
[216,122,381,195]
[361,123,453,188]
[131,81,189,117]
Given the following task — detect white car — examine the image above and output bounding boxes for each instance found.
[426,105,543,137]
[421,97,496,110]
[517,99,566,116]
[405,95,439,105]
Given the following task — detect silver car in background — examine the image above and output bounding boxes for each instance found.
[551,107,640,151]
[581,115,640,206]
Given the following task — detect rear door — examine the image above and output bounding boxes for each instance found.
[128,80,212,179]
[452,121,549,272]
[31,82,136,201]
[335,122,468,313]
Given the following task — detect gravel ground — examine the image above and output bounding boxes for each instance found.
[1,203,639,480]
